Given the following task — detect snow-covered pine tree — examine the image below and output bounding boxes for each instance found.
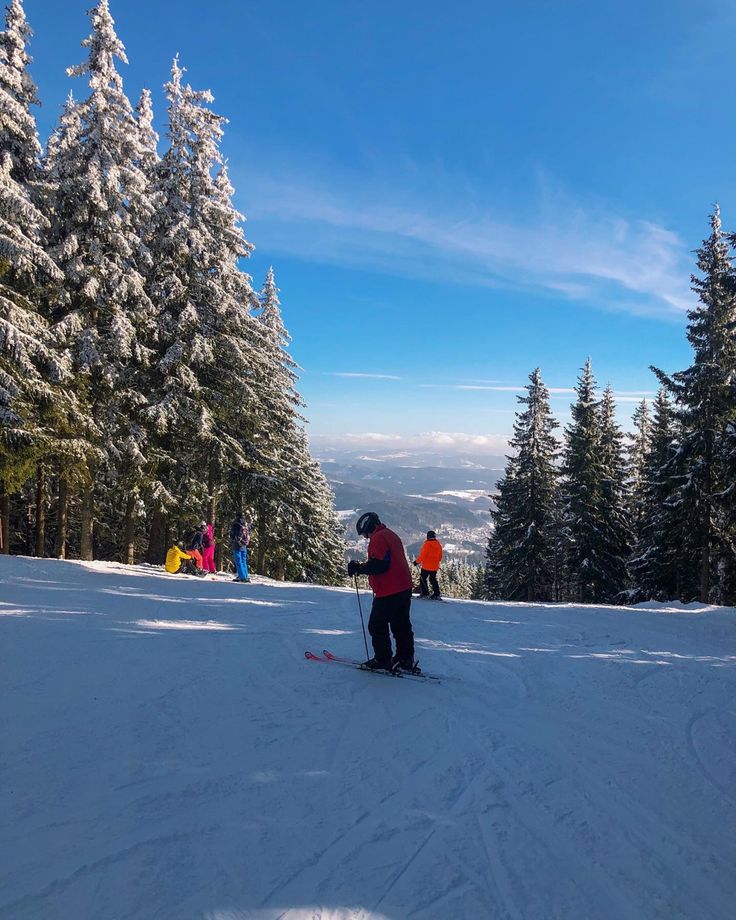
[202,161,268,479]
[244,266,299,572]
[45,0,154,560]
[718,414,736,601]
[100,89,160,564]
[0,0,39,183]
[441,559,483,599]
[38,95,84,560]
[129,86,159,276]
[143,59,270,561]
[247,268,302,565]
[628,398,651,547]
[257,267,303,444]
[484,463,514,600]
[560,358,619,603]
[652,206,736,603]
[597,385,632,597]
[239,266,344,582]
[485,368,560,601]
[629,388,698,600]
[277,430,346,584]
[134,87,159,178]
[139,59,194,560]
[0,0,76,553]
[469,562,486,600]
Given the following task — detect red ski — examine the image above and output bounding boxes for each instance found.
[304,649,440,683]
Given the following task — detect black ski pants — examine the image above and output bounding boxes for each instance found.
[419,568,440,598]
[368,588,414,664]
[177,559,201,576]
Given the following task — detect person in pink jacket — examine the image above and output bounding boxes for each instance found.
[201,521,216,573]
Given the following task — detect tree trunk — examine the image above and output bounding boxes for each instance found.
[700,543,710,604]
[700,433,713,604]
[145,506,168,564]
[79,481,94,561]
[0,480,9,554]
[55,472,68,559]
[207,467,217,527]
[35,464,46,557]
[256,505,266,575]
[25,502,33,555]
[123,492,136,565]
[207,467,218,569]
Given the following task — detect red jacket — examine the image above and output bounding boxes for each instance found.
[366,524,412,598]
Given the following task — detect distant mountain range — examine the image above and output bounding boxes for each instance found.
[316,446,505,564]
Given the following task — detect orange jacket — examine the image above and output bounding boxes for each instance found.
[416,538,442,571]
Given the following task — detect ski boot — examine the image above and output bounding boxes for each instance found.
[362,656,392,671]
[391,654,422,675]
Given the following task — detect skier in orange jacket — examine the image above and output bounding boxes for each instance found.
[414,530,443,599]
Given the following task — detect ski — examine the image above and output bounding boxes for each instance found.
[322,649,441,683]
[304,650,439,683]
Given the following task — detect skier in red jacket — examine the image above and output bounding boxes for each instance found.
[347,511,416,672]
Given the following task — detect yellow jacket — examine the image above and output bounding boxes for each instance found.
[165,545,191,574]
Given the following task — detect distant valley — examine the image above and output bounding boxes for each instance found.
[317,446,505,563]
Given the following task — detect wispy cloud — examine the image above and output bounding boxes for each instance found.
[419,384,525,391]
[420,383,576,393]
[421,382,655,401]
[458,385,525,392]
[342,431,511,451]
[549,391,656,403]
[240,165,694,319]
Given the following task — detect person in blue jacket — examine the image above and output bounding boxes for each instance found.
[230,512,251,583]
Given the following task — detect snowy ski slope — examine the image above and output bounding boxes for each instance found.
[1,556,735,919]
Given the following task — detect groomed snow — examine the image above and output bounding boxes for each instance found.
[1,556,735,919]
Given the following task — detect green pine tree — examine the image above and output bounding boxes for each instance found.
[485,368,560,601]
[652,206,736,603]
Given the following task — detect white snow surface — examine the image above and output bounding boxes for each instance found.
[2,556,735,920]
[434,490,490,501]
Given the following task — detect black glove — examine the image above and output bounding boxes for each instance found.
[347,560,362,577]
[413,560,419,567]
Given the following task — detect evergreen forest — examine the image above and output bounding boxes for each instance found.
[484,210,736,606]
[0,0,345,582]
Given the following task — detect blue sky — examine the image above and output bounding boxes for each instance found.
[26,0,736,453]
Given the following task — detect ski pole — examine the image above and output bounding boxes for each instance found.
[354,574,370,659]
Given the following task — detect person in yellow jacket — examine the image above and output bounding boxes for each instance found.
[414,530,443,599]
[165,543,198,575]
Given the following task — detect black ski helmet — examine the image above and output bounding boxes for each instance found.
[427,530,437,540]
[356,511,381,537]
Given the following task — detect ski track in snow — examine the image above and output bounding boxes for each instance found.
[1,557,735,919]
